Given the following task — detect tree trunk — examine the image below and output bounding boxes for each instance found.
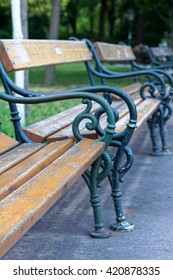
[45,0,61,86]
[98,0,107,41]
[107,0,116,38]
[136,14,144,45]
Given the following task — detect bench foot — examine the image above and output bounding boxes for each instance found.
[150,147,172,156]
[110,220,135,232]
[150,150,164,156]
[162,147,172,155]
[90,228,111,238]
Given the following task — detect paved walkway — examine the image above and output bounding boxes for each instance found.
[3,118,173,260]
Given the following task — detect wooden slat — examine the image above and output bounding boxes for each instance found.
[0,132,19,155]
[26,85,143,143]
[151,47,166,58]
[0,139,105,258]
[0,40,92,72]
[115,98,161,132]
[47,92,143,142]
[136,99,161,128]
[0,140,73,201]
[47,123,98,142]
[89,96,155,135]
[121,83,142,95]
[0,143,44,175]
[24,102,100,142]
[94,42,136,62]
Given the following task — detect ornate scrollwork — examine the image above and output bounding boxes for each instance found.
[162,102,173,123]
[139,81,159,99]
[154,102,173,124]
[72,98,100,141]
[103,91,113,104]
[117,145,134,182]
[82,151,113,188]
[94,106,119,137]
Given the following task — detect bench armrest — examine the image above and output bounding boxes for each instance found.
[0,89,117,146]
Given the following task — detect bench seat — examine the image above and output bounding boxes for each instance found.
[47,94,160,142]
[0,133,19,154]
[0,139,73,201]
[23,102,99,142]
[0,138,105,258]
[23,82,161,144]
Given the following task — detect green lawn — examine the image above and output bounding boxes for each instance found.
[0,62,133,136]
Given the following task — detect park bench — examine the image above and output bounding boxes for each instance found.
[92,40,173,80]
[81,39,172,156]
[134,44,173,71]
[0,39,142,258]
[0,39,170,257]
[0,39,120,258]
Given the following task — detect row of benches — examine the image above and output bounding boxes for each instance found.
[0,38,172,258]
[134,44,173,66]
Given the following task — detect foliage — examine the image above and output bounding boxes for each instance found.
[0,0,173,45]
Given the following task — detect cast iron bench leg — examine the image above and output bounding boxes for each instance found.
[108,145,135,232]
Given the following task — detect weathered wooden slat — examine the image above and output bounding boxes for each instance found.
[115,99,161,133]
[0,140,73,201]
[47,122,98,142]
[0,139,105,258]
[135,99,161,128]
[0,40,92,72]
[25,84,143,143]
[120,83,142,96]
[94,42,136,62]
[24,102,100,142]
[0,143,44,175]
[0,132,19,155]
[55,98,158,140]
[47,92,143,142]
[151,47,168,58]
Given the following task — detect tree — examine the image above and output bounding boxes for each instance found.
[83,0,99,39]
[132,0,173,46]
[45,0,61,86]
[107,0,116,39]
[98,0,107,41]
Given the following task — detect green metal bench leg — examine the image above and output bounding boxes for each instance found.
[108,146,135,232]
[158,106,172,155]
[89,192,111,238]
[147,108,172,156]
[83,156,111,238]
[147,112,165,156]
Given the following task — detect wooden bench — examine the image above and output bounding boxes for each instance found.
[0,39,144,258]
[0,39,170,250]
[1,39,172,258]
[93,41,173,78]
[81,39,172,157]
[0,39,127,258]
[134,44,173,71]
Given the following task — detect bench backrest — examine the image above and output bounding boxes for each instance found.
[94,42,136,62]
[0,40,92,72]
[150,46,173,58]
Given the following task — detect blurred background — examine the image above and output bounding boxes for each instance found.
[1,0,173,48]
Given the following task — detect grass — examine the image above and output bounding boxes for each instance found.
[0,62,134,136]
